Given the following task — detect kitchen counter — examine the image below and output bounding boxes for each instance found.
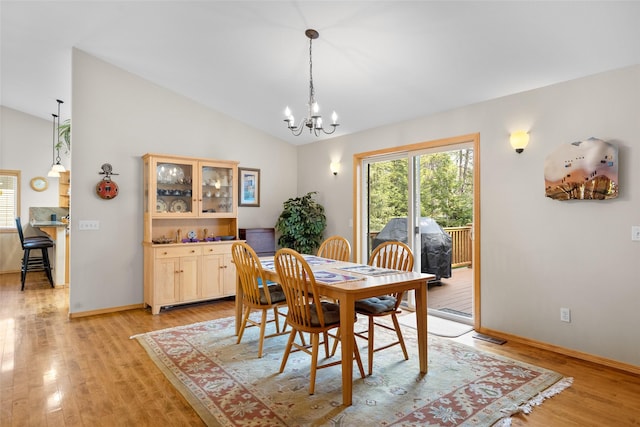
[31,220,67,228]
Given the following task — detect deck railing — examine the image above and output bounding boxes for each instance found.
[443,225,472,268]
[368,224,472,268]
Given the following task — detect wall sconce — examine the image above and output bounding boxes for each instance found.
[330,162,340,176]
[510,130,530,153]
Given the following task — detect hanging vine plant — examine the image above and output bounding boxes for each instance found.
[275,191,327,254]
[56,119,71,154]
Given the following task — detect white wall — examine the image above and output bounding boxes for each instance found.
[0,106,69,271]
[69,49,296,314]
[297,65,640,367]
[4,49,638,368]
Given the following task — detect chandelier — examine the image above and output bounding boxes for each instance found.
[47,99,66,177]
[284,29,339,137]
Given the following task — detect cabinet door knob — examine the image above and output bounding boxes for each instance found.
[174,270,179,274]
[163,252,168,255]
[190,250,195,253]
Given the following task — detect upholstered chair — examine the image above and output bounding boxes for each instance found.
[353,241,414,375]
[231,242,288,358]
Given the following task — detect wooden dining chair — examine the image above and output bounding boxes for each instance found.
[231,242,288,358]
[274,248,365,395]
[353,240,414,375]
[317,235,351,262]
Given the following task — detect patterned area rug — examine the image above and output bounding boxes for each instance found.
[133,316,572,426]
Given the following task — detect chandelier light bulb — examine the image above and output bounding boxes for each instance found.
[332,111,338,124]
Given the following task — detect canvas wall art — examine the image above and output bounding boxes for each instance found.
[544,137,618,201]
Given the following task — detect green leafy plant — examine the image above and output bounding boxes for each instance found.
[56,119,71,154]
[275,191,327,254]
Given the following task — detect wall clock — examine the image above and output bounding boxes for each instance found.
[30,177,48,192]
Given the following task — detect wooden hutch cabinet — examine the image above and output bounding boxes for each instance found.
[142,153,239,314]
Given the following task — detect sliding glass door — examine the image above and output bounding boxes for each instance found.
[359,141,475,324]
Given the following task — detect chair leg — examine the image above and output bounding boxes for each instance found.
[41,247,54,288]
[237,306,251,344]
[279,329,297,373]
[353,337,366,378]
[322,331,330,358]
[272,307,281,333]
[391,312,409,360]
[257,309,268,358]
[330,327,340,356]
[20,249,29,291]
[367,316,375,376]
[309,332,320,395]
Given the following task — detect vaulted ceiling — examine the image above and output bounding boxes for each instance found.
[2,1,640,145]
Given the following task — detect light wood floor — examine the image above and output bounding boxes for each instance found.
[2,273,639,426]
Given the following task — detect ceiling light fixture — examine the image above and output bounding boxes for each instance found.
[284,29,339,137]
[48,99,66,177]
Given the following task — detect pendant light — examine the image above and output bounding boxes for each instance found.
[48,99,66,177]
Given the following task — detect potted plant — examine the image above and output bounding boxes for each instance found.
[275,191,326,254]
[56,119,71,154]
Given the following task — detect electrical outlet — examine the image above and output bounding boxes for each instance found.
[78,220,100,230]
[560,307,571,323]
[632,226,640,241]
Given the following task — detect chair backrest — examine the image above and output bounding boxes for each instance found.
[274,248,326,329]
[15,217,25,246]
[368,241,414,272]
[317,235,351,262]
[231,241,274,306]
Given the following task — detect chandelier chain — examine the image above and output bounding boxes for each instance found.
[308,36,315,109]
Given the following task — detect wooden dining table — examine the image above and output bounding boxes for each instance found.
[234,255,434,406]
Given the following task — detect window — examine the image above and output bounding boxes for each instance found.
[0,170,20,229]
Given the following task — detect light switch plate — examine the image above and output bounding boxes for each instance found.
[78,220,100,230]
[632,226,640,241]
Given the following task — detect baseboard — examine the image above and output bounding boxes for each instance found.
[69,303,144,319]
[477,327,640,376]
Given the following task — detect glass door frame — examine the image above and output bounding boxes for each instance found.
[352,133,481,330]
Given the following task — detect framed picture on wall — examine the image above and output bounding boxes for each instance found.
[238,167,260,207]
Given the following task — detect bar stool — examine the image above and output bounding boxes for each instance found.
[15,218,55,290]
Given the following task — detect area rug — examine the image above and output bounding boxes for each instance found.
[398,314,474,338]
[132,316,572,426]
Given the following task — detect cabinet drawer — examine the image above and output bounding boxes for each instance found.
[202,242,233,256]
[155,246,202,259]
